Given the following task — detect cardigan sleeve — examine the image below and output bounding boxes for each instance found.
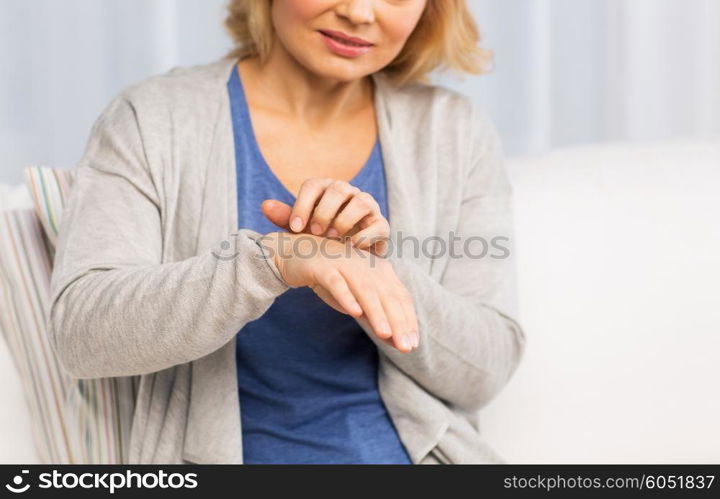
[48,96,290,379]
[365,103,527,412]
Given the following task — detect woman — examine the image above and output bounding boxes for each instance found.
[49,0,525,464]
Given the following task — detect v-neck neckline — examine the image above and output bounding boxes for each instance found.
[186,57,430,465]
[231,64,379,201]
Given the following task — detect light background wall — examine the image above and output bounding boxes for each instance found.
[2,0,719,184]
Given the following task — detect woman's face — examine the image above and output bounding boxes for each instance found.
[271,0,428,82]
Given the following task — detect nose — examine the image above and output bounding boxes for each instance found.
[338,0,375,25]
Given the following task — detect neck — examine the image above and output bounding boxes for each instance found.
[238,38,374,131]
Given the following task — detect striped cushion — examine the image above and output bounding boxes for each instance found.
[0,182,33,211]
[0,167,136,463]
[24,167,74,254]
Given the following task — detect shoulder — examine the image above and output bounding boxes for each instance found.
[91,58,233,135]
[378,75,470,121]
[88,58,235,152]
[377,74,501,162]
[378,74,497,147]
[117,57,233,109]
[82,59,235,179]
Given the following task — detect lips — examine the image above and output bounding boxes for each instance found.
[318,29,373,47]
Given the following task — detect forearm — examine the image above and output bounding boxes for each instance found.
[363,253,526,411]
[49,231,289,379]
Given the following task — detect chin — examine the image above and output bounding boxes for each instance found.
[310,59,374,83]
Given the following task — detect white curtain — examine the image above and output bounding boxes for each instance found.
[0,0,230,185]
[2,0,719,184]
[439,0,720,156]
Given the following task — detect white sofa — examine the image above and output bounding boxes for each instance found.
[2,138,719,463]
[0,322,39,463]
[483,138,720,463]
[0,184,42,463]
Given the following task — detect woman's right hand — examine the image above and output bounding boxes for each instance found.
[260,231,419,353]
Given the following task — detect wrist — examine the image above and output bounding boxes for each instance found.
[262,232,347,286]
[260,231,287,281]
[261,231,317,286]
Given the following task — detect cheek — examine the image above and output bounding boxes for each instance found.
[390,21,418,44]
[273,0,340,51]
[381,6,426,46]
[275,0,328,25]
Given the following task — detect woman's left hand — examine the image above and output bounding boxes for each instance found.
[261,178,390,257]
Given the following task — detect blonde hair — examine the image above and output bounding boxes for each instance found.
[224,0,493,87]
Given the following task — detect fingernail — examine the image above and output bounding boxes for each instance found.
[400,335,412,352]
[310,222,322,235]
[411,331,419,349]
[290,217,303,232]
[377,320,391,337]
[327,227,339,238]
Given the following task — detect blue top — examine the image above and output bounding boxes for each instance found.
[228,65,411,464]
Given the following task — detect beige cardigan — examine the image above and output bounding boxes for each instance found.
[49,56,526,464]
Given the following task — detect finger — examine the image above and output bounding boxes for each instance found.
[314,270,363,317]
[396,283,419,349]
[311,283,355,316]
[326,226,341,239]
[261,199,294,231]
[290,178,333,233]
[341,271,393,341]
[380,291,414,353]
[310,180,359,235]
[331,194,376,237]
[370,239,389,258]
[378,334,396,349]
[350,218,390,251]
[357,313,395,349]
